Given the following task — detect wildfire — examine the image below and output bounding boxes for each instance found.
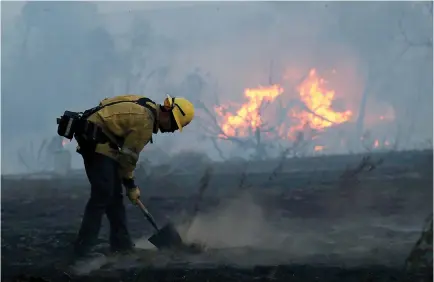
[215,85,284,137]
[215,68,353,144]
[294,69,352,130]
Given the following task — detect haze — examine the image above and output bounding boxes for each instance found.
[1,1,432,174]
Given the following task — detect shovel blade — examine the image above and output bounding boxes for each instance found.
[148,222,184,250]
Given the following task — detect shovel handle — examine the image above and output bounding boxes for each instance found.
[136,198,146,210]
[136,199,160,232]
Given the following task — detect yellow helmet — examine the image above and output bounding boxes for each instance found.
[163,94,195,132]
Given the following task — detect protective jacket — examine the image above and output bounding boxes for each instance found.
[81,95,158,187]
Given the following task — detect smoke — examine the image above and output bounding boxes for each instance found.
[70,254,108,276]
[133,191,419,267]
[178,192,284,250]
[131,192,296,267]
[171,192,345,267]
[67,188,423,274]
[2,2,432,174]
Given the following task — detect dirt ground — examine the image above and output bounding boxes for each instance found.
[2,150,433,282]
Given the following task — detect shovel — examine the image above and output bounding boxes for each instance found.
[136,199,184,250]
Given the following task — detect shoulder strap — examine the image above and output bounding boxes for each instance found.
[135,97,159,134]
[83,98,158,120]
[82,97,159,144]
[82,100,131,119]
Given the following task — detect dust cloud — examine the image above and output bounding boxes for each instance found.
[70,254,108,276]
[178,192,286,250]
[130,191,416,267]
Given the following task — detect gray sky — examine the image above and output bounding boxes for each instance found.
[1,1,432,174]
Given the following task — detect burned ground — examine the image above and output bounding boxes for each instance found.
[1,150,433,282]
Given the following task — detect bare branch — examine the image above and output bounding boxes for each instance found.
[186,165,214,232]
[398,11,433,48]
[37,139,47,162]
[302,104,338,126]
[17,149,31,172]
[210,138,226,160]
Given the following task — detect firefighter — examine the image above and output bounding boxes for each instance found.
[72,94,194,257]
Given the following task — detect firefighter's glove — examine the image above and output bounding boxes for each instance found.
[127,186,141,205]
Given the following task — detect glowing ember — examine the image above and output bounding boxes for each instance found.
[62,139,69,147]
[215,85,284,137]
[314,145,325,151]
[374,139,380,148]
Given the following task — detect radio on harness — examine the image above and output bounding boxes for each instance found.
[56,97,158,142]
[57,111,82,140]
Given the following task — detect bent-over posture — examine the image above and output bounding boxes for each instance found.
[72,94,194,257]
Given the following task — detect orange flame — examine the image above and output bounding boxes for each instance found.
[215,69,353,144]
[215,85,284,137]
[294,69,352,130]
[314,145,325,151]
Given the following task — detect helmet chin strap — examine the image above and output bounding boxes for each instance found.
[169,112,179,131]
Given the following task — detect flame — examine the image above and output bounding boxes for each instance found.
[293,69,352,130]
[215,68,353,143]
[215,85,284,137]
